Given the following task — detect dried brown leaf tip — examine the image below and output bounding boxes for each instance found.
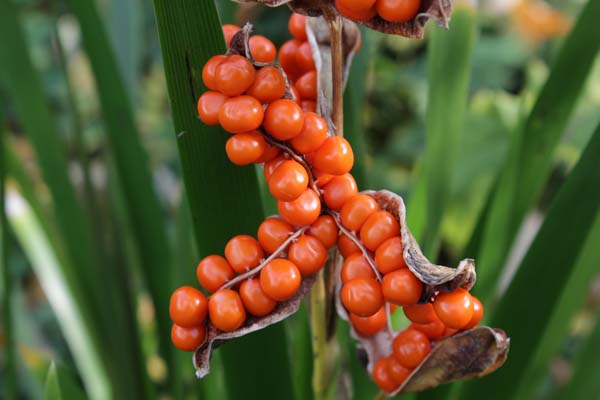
[333,190,508,395]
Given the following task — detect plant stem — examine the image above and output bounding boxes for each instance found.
[328,14,344,136]
[310,266,329,400]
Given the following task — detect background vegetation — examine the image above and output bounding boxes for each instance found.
[1,0,599,399]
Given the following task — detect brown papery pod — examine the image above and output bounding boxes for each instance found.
[194,225,317,378]
[231,0,452,39]
[334,190,509,395]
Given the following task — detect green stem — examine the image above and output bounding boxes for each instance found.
[310,267,329,400]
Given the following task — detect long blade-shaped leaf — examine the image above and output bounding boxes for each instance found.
[417,4,477,256]
[462,122,600,400]
[44,363,86,400]
[473,0,600,299]
[62,0,172,368]
[7,190,111,400]
[151,1,295,398]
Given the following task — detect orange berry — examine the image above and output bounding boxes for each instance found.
[410,319,445,340]
[279,39,302,81]
[246,66,286,104]
[171,324,206,351]
[338,0,376,11]
[387,356,412,385]
[222,24,240,47]
[335,0,377,20]
[340,194,379,231]
[264,154,287,182]
[215,55,256,96]
[225,131,267,166]
[313,136,354,175]
[263,99,305,140]
[255,143,281,163]
[218,95,264,134]
[249,35,276,63]
[349,307,386,336]
[260,259,302,301]
[296,41,315,73]
[208,289,246,332]
[278,188,321,226]
[257,217,294,254]
[403,303,436,324]
[337,234,361,258]
[202,55,227,90]
[341,278,383,317]
[289,112,328,154]
[169,286,208,328]
[376,0,421,22]
[382,269,422,306]
[288,13,307,40]
[308,215,338,249]
[313,168,335,187]
[301,100,317,112]
[341,253,375,283]
[393,329,430,368]
[464,295,484,329]
[197,91,228,126]
[290,85,301,104]
[442,327,459,338]
[224,235,264,274]
[433,289,473,329]
[374,236,407,273]
[288,234,327,275]
[196,255,235,293]
[322,173,358,210]
[294,70,317,100]
[372,357,400,392]
[239,278,277,317]
[360,211,400,251]
[268,160,309,201]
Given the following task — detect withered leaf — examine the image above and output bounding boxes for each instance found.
[364,190,476,301]
[305,16,360,131]
[194,275,317,378]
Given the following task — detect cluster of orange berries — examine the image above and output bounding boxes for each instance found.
[335,0,421,23]
[335,193,484,391]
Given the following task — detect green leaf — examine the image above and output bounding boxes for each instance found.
[62,0,172,370]
[410,5,477,255]
[44,363,86,400]
[1,99,17,400]
[472,0,600,299]
[7,189,110,400]
[151,1,295,398]
[556,307,600,400]
[461,122,600,400]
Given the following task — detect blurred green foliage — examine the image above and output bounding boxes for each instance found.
[1,0,600,399]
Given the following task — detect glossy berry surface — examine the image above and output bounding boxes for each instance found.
[403,303,436,324]
[268,160,309,201]
[246,66,286,103]
[278,39,302,80]
[257,217,294,254]
[307,215,338,249]
[322,173,358,211]
[433,288,473,329]
[341,278,384,317]
[222,24,240,47]
[197,91,227,126]
[225,131,266,166]
[196,255,235,293]
[208,289,246,332]
[340,194,379,232]
[218,95,264,134]
[288,234,327,276]
[387,356,412,385]
[295,41,315,73]
[289,112,328,154]
[171,324,206,352]
[374,236,407,273]
[350,307,386,336]
[336,0,377,20]
[341,253,376,283]
[239,278,277,317]
[202,55,227,90]
[410,318,446,340]
[372,357,400,392]
[169,286,208,328]
[214,55,256,96]
[338,0,377,11]
[288,13,307,40]
[393,328,431,368]
[360,210,400,251]
[337,234,361,258]
[464,295,484,329]
[278,188,321,226]
[260,259,302,301]
[376,0,421,23]
[295,70,317,100]
[313,136,355,175]
[382,269,423,306]
[249,35,276,63]
[263,99,305,140]
[224,235,264,274]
